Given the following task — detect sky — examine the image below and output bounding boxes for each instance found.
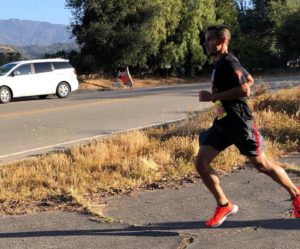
[0,0,72,25]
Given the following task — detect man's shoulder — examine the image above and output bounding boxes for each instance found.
[220,53,242,71]
[223,53,239,63]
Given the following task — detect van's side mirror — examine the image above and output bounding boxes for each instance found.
[12,71,21,76]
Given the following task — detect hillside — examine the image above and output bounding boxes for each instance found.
[0,45,17,53]
[0,18,79,59]
[0,19,73,46]
[18,42,78,59]
[0,42,78,60]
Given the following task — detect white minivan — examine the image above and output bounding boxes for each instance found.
[0,58,79,103]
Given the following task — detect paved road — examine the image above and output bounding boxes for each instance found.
[255,74,300,88]
[0,83,212,163]
[0,167,299,249]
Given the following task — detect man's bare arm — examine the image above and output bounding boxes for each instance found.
[199,83,250,102]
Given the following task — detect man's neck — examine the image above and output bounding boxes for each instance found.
[212,47,228,62]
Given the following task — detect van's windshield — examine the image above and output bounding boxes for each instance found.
[0,63,17,76]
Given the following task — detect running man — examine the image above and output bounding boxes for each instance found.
[196,24,300,228]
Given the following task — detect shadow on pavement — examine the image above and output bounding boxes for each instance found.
[0,228,178,238]
[0,219,299,238]
[221,218,300,230]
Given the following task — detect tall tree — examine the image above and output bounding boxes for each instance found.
[66,0,185,72]
[277,9,300,59]
[67,0,218,75]
[155,0,215,75]
[235,0,285,69]
[263,0,300,62]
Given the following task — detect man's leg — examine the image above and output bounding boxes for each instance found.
[248,154,300,218]
[195,145,228,205]
[195,145,239,227]
[248,154,299,198]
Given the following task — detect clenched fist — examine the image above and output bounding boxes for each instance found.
[199,90,213,102]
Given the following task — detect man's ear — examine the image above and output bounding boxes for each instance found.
[216,36,226,46]
[215,37,223,45]
[221,36,227,44]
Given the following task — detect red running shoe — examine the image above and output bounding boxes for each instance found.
[292,186,300,218]
[206,202,238,228]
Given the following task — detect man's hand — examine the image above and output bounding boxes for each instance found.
[199,90,213,102]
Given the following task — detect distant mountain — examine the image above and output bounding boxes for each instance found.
[0,42,78,61]
[19,42,79,59]
[0,45,17,53]
[0,19,73,46]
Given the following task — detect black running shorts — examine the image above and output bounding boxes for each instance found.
[199,120,265,157]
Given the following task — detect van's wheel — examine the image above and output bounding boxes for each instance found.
[0,86,12,103]
[56,82,70,98]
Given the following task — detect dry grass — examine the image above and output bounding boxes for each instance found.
[79,75,208,90]
[0,86,299,216]
[251,86,300,153]
[252,85,300,117]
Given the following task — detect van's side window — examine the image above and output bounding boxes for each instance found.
[14,64,32,75]
[34,63,53,74]
[52,62,72,70]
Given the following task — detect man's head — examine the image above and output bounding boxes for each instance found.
[205,25,231,58]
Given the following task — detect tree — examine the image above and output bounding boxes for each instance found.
[154,0,215,75]
[267,0,300,59]
[216,0,239,29]
[0,52,22,66]
[277,9,300,59]
[234,0,300,69]
[66,0,219,75]
[66,0,179,72]
[234,1,282,69]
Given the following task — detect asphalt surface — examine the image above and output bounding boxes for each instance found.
[0,164,299,249]
[0,83,212,164]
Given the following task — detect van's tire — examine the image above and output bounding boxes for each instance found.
[0,86,12,104]
[56,82,70,98]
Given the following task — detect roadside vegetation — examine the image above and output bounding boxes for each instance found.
[79,75,209,90]
[63,1,300,76]
[0,86,299,217]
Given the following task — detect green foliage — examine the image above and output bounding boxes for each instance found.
[66,0,300,74]
[66,0,217,74]
[0,52,22,65]
[216,0,238,29]
[235,0,300,70]
[277,9,300,58]
[67,0,172,71]
[155,0,216,75]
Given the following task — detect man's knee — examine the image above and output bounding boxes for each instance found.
[195,155,208,173]
[249,156,272,174]
[195,146,219,174]
[255,162,271,174]
[195,155,210,174]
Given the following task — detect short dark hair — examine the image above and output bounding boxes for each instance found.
[206,25,231,44]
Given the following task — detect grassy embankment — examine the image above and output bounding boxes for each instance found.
[78,75,208,90]
[0,85,299,217]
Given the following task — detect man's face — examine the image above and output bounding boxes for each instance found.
[205,31,222,56]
